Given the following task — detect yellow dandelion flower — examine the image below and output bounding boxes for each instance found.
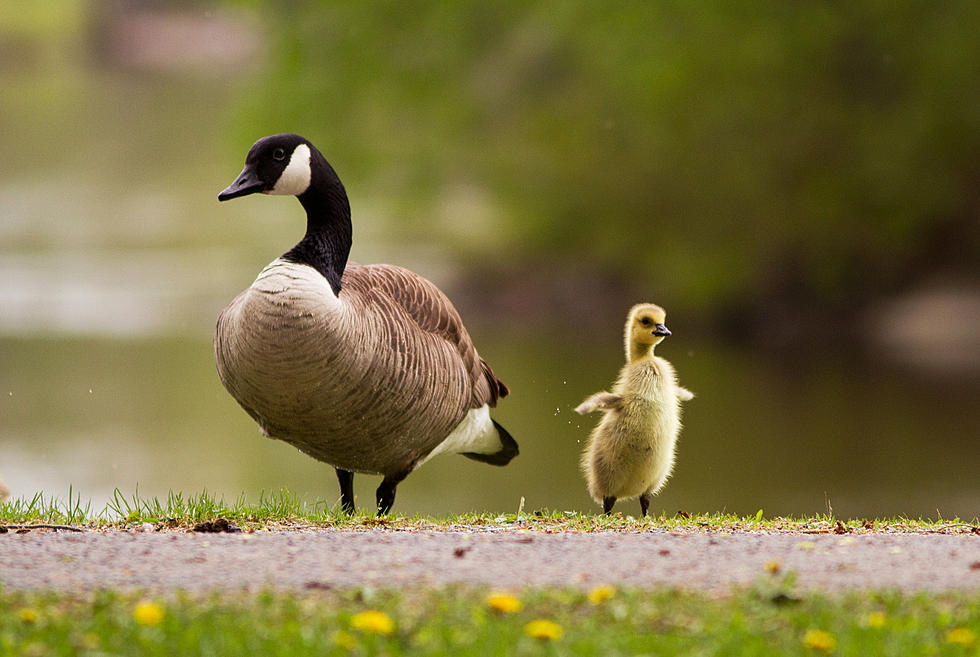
[945,628,976,647]
[132,600,165,627]
[350,610,395,636]
[486,592,522,613]
[587,585,616,605]
[865,611,886,628]
[802,629,837,653]
[764,560,782,574]
[524,619,563,641]
[18,608,39,623]
[332,630,358,650]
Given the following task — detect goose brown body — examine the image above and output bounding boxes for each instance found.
[215,258,507,476]
[214,133,516,514]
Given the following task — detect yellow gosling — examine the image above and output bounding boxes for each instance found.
[575,303,693,516]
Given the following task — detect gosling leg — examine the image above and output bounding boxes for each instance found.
[639,493,651,518]
[376,471,409,516]
[602,496,617,515]
[335,468,355,514]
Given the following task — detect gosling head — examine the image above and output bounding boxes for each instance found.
[218,133,315,201]
[625,303,671,359]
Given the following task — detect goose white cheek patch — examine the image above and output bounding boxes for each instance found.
[270,143,312,195]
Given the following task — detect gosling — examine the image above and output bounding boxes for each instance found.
[575,303,694,516]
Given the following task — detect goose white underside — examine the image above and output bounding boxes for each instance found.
[419,404,499,466]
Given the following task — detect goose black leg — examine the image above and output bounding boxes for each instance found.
[602,496,617,515]
[639,493,651,518]
[376,471,408,517]
[336,468,355,514]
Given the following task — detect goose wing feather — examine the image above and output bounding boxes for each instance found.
[342,262,508,409]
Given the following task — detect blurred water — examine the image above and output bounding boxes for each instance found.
[2,332,977,519]
[0,7,976,521]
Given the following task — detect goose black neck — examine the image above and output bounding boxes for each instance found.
[281,153,352,296]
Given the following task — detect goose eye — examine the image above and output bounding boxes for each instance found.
[273,148,286,161]
[639,317,652,327]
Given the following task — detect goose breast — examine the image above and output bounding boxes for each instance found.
[215,258,490,476]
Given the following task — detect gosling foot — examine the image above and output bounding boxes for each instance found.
[639,493,651,517]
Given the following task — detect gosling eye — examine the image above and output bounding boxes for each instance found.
[639,317,653,327]
[273,148,286,161]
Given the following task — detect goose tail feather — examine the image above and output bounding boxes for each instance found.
[462,419,519,466]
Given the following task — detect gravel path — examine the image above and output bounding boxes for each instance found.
[2,529,979,594]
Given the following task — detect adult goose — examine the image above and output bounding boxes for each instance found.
[215,134,517,515]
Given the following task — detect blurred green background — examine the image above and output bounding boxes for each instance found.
[1,1,977,519]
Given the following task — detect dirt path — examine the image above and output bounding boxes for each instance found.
[2,529,979,594]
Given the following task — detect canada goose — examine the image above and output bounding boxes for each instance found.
[215,134,517,515]
[575,303,693,516]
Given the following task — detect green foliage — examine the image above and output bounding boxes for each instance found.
[233,2,980,318]
[1,586,978,656]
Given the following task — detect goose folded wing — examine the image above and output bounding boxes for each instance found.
[344,263,508,409]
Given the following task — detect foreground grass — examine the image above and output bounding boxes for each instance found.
[3,490,979,655]
[2,585,978,656]
[1,488,977,534]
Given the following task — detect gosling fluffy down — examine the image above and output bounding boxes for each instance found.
[575,303,693,516]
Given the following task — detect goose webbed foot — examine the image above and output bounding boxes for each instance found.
[639,493,651,518]
[336,468,355,514]
[376,471,409,516]
[602,496,617,515]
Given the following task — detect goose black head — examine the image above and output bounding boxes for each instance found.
[219,133,314,201]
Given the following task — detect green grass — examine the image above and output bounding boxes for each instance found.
[1,585,978,656]
[1,488,977,534]
[3,489,979,655]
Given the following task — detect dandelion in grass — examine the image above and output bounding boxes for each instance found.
[486,592,522,613]
[865,611,886,628]
[350,610,395,636]
[132,601,165,627]
[764,560,781,574]
[18,608,39,624]
[945,628,976,647]
[525,619,563,641]
[588,585,616,605]
[332,630,358,650]
[802,629,837,653]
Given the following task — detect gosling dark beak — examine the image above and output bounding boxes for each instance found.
[653,324,671,337]
[218,166,265,201]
